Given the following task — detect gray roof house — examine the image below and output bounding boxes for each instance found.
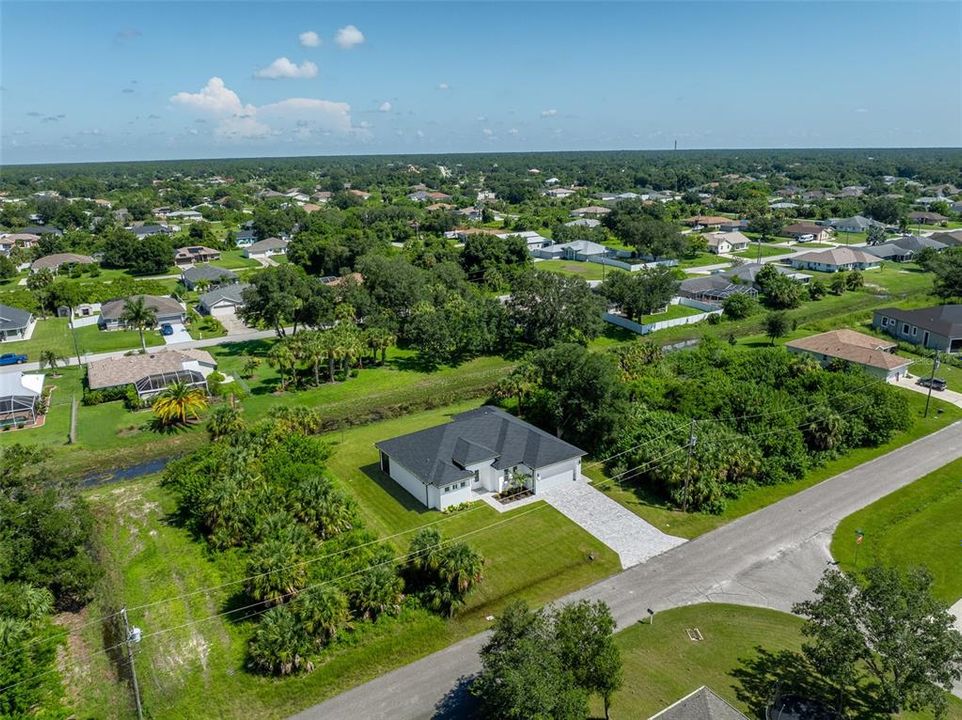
[649,686,748,720]
[198,282,249,316]
[98,295,185,331]
[534,240,610,260]
[243,237,288,258]
[863,235,948,262]
[678,274,757,303]
[234,228,257,247]
[130,224,173,238]
[830,215,884,233]
[789,247,880,273]
[30,253,96,273]
[873,305,962,353]
[929,230,962,247]
[375,405,585,510]
[181,264,237,291]
[0,303,33,341]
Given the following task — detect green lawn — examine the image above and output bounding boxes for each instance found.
[210,249,260,270]
[594,603,961,720]
[678,252,726,269]
[71,408,620,719]
[642,302,702,323]
[535,259,623,281]
[0,317,163,362]
[587,389,962,539]
[732,243,794,259]
[832,457,962,603]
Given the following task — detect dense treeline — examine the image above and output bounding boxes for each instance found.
[161,407,484,677]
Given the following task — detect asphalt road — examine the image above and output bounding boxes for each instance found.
[294,420,962,720]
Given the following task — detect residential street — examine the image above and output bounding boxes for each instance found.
[294,421,962,720]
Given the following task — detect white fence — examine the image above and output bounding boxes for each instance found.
[602,297,722,336]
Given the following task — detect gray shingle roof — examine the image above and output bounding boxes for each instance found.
[0,303,32,333]
[875,304,962,338]
[198,283,249,310]
[649,686,748,720]
[375,406,585,488]
[100,295,184,321]
[182,264,236,284]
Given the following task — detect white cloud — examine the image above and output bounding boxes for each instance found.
[379,101,392,112]
[171,77,247,115]
[299,31,320,47]
[335,25,365,49]
[416,129,424,138]
[482,128,493,136]
[541,108,558,117]
[437,82,449,91]
[359,120,372,129]
[508,128,519,135]
[855,107,869,113]
[255,57,318,80]
[170,77,354,141]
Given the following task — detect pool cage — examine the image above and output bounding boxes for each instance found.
[135,369,208,399]
[0,392,40,427]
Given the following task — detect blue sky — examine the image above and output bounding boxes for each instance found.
[2,1,960,164]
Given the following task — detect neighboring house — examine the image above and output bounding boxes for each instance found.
[830,215,884,233]
[909,211,948,225]
[496,230,549,251]
[30,253,96,274]
[564,218,602,228]
[724,262,811,286]
[375,405,586,510]
[173,245,221,266]
[0,303,33,341]
[16,225,62,237]
[678,274,757,303]
[544,187,577,199]
[929,230,962,247]
[198,283,249,317]
[98,295,185,331]
[165,210,203,221]
[243,237,289,259]
[0,372,46,427]
[718,219,748,232]
[704,231,750,254]
[769,201,798,210]
[57,302,100,319]
[181,264,237,291]
[312,191,333,203]
[0,233,40,253]
[86,349,217,399]
[648,686,748,720]
[130,224,173,239]
[443,227,501,242]
[457,207,482,222]
[863,235,947,262]
[570,206,611,218]
[873,305,962,353]
[785,329,910,381]
[782,222,833,242]
[234,228,257,247]
[682,215,730,230]
[789,247,880,272]
[535,240,610,261]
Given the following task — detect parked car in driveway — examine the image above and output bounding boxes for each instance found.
[160,323,174,336]
[0,352,28,366]
[917,376,947,391]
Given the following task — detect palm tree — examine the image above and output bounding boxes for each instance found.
[242,357,261,379]
[39,349,63,374]
[408,527,444,578]
[152,380,208,426]
[495,362,536,418]
[293,586,349,646]
[351,565,403,620]
[321,329,347,383]
[267,339,298,391]
[206,403,245,440]
[298,331,327,386]
[247,606,314,676]
[120,296,158,352]
[246,538,307,606]
[365,327,396,365]
[439,543,484,598]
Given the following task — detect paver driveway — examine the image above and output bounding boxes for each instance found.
[541,479,686,568]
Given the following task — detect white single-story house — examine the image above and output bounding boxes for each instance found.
[243,237,288,259]
[534,240,610,261]
[704,231,750,254]
[789,247,880,273]
[234,229,257,247]
[86,349,217,399]
[785,329,910,382]
[98,295,186,331]
[198,283,249,317]
[30,253,96,274]
[496,230,549,252]
[375,406,585,510]
[0,371,45,427]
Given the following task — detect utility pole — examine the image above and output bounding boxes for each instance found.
[923,349,941,418]
[120,607,144,720]
[682,419,697,512]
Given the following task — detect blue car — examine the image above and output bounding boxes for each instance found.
[160,323,174,336]
[0,352,28,366]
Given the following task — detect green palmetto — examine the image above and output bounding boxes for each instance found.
[293,586,349,646]
[152,380,208,426]
[246,538,306,606]
[119,295,158,352]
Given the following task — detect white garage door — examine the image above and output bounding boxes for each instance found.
[536,467,575,492]
[210,304,236,318]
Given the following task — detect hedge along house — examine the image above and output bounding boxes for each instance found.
[375,405,586,510]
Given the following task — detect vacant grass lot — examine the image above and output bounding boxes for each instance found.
[832,457,962,603]
[210,249,260,270]
[71,405,620,719]
[535,259,623,281]
[732,244,794,259]
[0,317,164,361]
[586,390,962,538]
[592,603,961,720]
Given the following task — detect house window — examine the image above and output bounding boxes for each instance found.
[902,324,909,334]
[912,327,918,337]
[460,481,467,489]
[880,317,888,327]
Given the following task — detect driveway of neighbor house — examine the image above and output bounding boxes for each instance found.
[161,322,191,344]
[893,374,962,409]
[541,479,686,569]
[215,310,250,336]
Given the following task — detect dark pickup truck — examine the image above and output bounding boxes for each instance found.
[0,352,28,366]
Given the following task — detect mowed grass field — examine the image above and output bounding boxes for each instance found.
[833,457,962,604]
[593,604,962,720]
[70,405,619,719]
[1,317,164,361]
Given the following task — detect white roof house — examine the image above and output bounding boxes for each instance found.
[496,230,549,251]
[0,372,45,426]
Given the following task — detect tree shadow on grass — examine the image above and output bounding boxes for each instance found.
[360,463,433,516]
[432,674,479,720]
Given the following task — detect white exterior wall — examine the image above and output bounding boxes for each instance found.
[438,482,473,510]
[533,458,582,492]
[182,359,216,379]
[464,460,503,493]
[386,456,432,507]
